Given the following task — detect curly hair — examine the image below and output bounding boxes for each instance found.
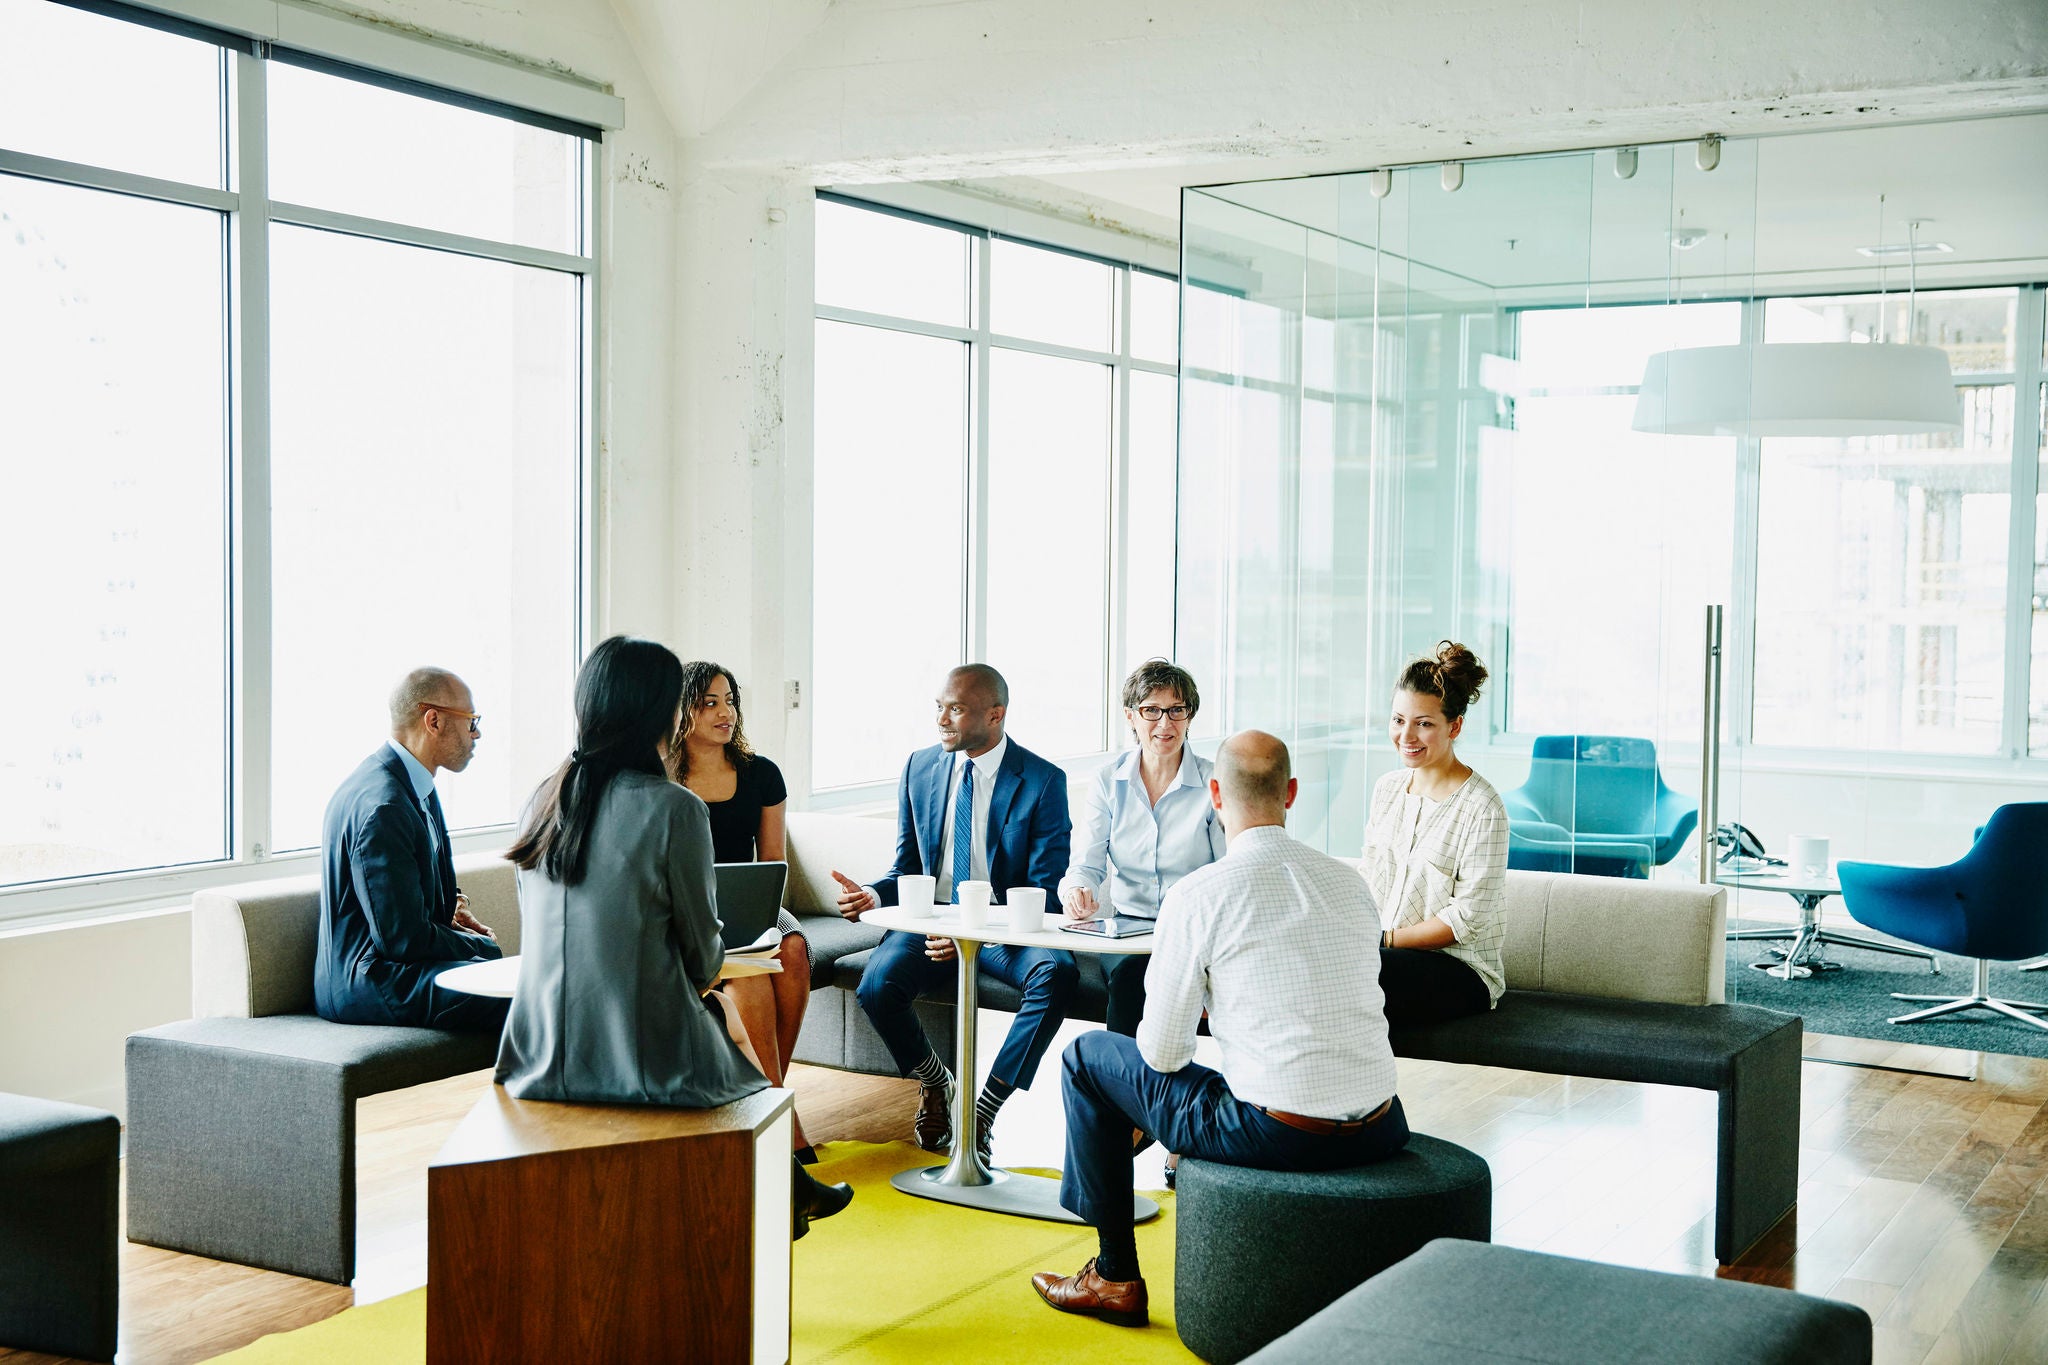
[1395,641,1489,721]
[674,660,755,779]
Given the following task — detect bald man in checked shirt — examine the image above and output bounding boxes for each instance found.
[1030,730,1409,1329]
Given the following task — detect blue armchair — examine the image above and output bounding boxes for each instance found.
[1502,735,1699,879]
[1837,803,2048,1031]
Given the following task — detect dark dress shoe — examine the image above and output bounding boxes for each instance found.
[975,1114,994,1168]
[1030,1258,1149,1327]
[913,1078,955,1153]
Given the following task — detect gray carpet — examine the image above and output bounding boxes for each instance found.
[1726,923,2048,1060]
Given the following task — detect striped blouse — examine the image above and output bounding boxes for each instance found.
[1360,767,1511,1005]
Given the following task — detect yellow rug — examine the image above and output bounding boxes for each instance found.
[206,1141,1193,1362]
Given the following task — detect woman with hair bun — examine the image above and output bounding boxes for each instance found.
[1360,641,1510,1025]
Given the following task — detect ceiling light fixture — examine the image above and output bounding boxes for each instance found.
[1855,240,1952,258]
[1633,197,1959,438]
[1614,147,1638,180]
[1441,162,1464,193]
[1695,135,1721,172]
[1671,228,1710,250]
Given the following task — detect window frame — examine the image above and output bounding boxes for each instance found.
[0,3,601,924]
[808,192,1179,802]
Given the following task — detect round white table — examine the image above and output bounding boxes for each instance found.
[861,904,1161,1225]
[435,950,781,999]
[1717,868,1938,981]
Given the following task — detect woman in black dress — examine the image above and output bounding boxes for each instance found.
[673,660,816,1158]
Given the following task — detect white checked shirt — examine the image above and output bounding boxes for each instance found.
[1137,824,1398,1121]
[1360,768,1511,1004]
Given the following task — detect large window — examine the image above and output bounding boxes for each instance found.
[1507,284,2047,762]
[0,0,591,900]
[810,196,1178,791]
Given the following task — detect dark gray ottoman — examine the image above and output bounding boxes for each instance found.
[1175,1134,1492,1364]
[1243,1239,1873,1364]
[0,1093,121,1361]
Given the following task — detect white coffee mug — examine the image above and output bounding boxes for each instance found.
[899,874,937,919]
[957,880,992,930]
[1788,834,1830,880]
[1006,886,1047,928]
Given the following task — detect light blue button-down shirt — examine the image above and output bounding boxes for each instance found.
[1060,747,1223,920]
[386,738,439,854]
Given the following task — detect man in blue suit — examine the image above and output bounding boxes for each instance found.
[315,667,507,1032]
[832,664,1076,1162]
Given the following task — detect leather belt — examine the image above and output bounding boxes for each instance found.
[1256,1096,1395,1136]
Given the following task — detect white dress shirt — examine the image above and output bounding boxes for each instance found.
[1060,748,1223,919]
[1360,768,1511,1004]
[935,736,1006,902]
[1137,824,1398,1120]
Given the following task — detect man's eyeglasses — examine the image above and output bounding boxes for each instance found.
[1134,705,1192,723]
[419,702,482,735]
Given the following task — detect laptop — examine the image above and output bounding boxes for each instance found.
[713,861,788,953]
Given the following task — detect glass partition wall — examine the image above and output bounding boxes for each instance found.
[1181,118,2048,1014]
[1180,141,1758,866]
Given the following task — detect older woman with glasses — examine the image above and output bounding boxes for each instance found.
[1060,660,1224,1038]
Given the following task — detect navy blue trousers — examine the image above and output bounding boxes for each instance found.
[856,930,1079,1090]
[1058,1029,1410,1231]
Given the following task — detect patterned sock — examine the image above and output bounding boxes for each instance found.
[910,1050,951,1091]
[1095,1225,1140,1284]
[975,1076,1016,1132]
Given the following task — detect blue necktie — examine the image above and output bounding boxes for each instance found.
[951,759,975,896]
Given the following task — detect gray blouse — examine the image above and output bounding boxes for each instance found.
[495,769,767,1109]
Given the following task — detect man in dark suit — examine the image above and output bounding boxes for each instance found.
[831,664,1076,1161]
[315,667,506,1032]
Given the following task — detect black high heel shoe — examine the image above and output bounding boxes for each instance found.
[792,1160,854,1241]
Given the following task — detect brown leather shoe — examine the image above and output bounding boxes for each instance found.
[1031,1257,1149,1327]
[913,1076,955,1153]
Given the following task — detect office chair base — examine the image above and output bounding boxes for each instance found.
[2023,958,2048,972]
[1890,960,2048,1030]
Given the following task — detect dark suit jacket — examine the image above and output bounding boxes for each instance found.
[871,738,1071,908]
[315,747,500,1026]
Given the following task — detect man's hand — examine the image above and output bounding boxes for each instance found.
[452,906,494,939]
[832,870,877,920]
[924,935,957,963]
[1062,885,1099,921]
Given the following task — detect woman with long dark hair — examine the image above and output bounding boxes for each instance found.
[672,660,815,1159]
[496,636,851,1237]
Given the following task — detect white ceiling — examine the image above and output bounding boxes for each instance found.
[985,114,2048,297]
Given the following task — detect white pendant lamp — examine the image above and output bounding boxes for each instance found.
[1632,341,1960,436]
[1633,203,1960,438]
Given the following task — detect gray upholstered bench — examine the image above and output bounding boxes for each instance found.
[0,1093,121,1361]
[780,813,1801,1265]
[124,852,519,1283]
[1242,1238,1873,1364]
[1176,1137,1493,1364]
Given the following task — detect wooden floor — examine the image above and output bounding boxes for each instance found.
[7,1028,2047,1365]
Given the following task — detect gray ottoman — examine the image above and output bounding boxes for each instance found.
[1175,1134,1492,1364]
[0,1093,121,1361]
[1244,1239,1872,1364]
